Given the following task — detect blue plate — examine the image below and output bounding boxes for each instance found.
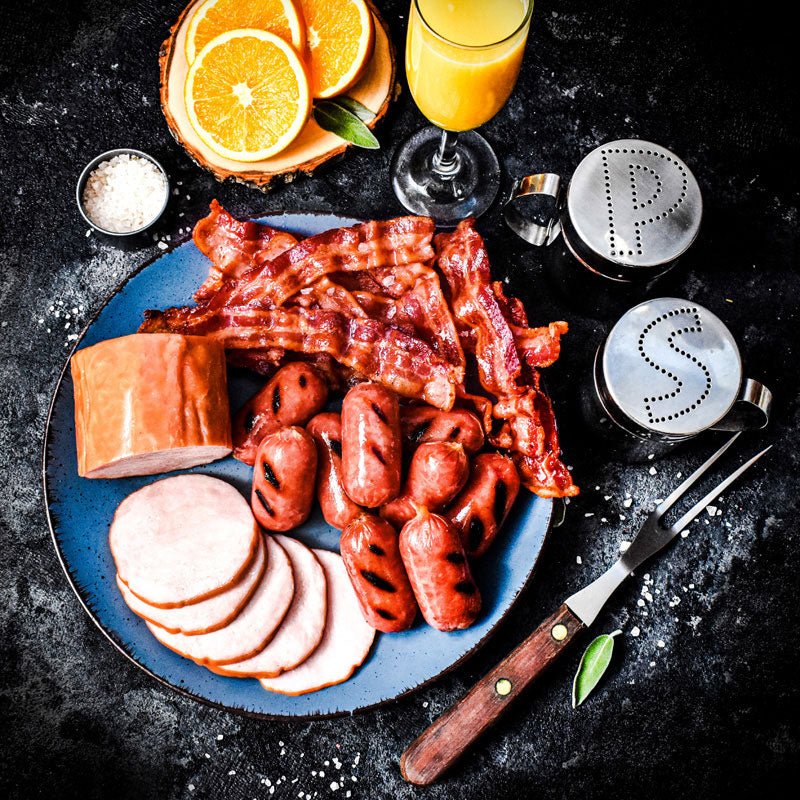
[42,212,553,719]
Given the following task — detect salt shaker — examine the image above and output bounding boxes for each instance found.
[581,298,772,460]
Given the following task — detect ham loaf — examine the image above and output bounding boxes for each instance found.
[71,333,232,478]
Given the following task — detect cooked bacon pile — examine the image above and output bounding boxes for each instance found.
[141,201,578,498]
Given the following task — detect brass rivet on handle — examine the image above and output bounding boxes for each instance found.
[551,624,568,641]
[495,678,512,696]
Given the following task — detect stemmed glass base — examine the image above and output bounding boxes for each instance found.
[390,126,501,226]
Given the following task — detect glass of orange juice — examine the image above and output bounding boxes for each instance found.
[391,0,533,225]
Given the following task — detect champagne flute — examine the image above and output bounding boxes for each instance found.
[391,0,534,225]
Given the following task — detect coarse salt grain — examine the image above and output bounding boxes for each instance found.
[82,154,166,233]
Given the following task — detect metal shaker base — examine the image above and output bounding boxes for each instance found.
[543,235,670,319]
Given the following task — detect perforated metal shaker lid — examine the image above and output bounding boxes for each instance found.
[601,298,743,436]
[566,140,702,277]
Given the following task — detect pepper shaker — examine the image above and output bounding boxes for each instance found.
[504,140,702,316]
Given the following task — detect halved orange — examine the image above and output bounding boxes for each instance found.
[184,29,311,162]
[185,0,306,64]
[298,0,374,98]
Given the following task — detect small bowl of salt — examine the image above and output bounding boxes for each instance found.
[77,148,169,239]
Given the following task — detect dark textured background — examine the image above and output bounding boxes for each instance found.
[1,1,798,798]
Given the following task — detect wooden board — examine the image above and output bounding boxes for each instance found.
[159,0,398,191]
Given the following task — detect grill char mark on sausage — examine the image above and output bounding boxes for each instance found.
[254,489,274,516]
[262,461,280,489]
[467,517,484,552]
[408,420,431,442]
[371,402,388,424]
[272,386,281,414]
[371,446,386,465]
[360,569,396,593]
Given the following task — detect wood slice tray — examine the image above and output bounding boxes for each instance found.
[159,0,398,191]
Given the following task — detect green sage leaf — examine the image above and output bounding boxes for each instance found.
[332,96,376,122]
[572,631,620,708]
[313,100,379,149]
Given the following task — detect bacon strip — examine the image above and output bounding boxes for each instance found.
[491,280,566,369]
[192,200,298,301]
[435,226,521,397]
[435,220,577,498]
[183,306,458,411]
[233,215,436,309]
[351,265,465,380]
[145,215,436,336]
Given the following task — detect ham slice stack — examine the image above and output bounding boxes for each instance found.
[111,475,375,693]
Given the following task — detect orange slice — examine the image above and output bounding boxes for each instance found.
[185,0,306,64]
[184,29,311,162]
[298,0,374,98]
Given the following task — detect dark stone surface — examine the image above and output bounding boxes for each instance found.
[1,1,798,798]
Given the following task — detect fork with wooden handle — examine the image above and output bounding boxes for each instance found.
[401,433,771,785]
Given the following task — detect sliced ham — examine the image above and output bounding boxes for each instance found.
[209,534,327,679]
[116,533,266,635]
[259,549,376,695]
[109,474,259,608]
[71,333,232,479]
[147,534,294,665]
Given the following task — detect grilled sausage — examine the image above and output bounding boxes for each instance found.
[445,453,520,558]
[399,508,481,631]
[341,383,402,507]
[340,514,418,632]
[380,442,469,529]
[234,363,329,465]
[401,406,485,455]
[306,412,363,530]
[251,427,317,531]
